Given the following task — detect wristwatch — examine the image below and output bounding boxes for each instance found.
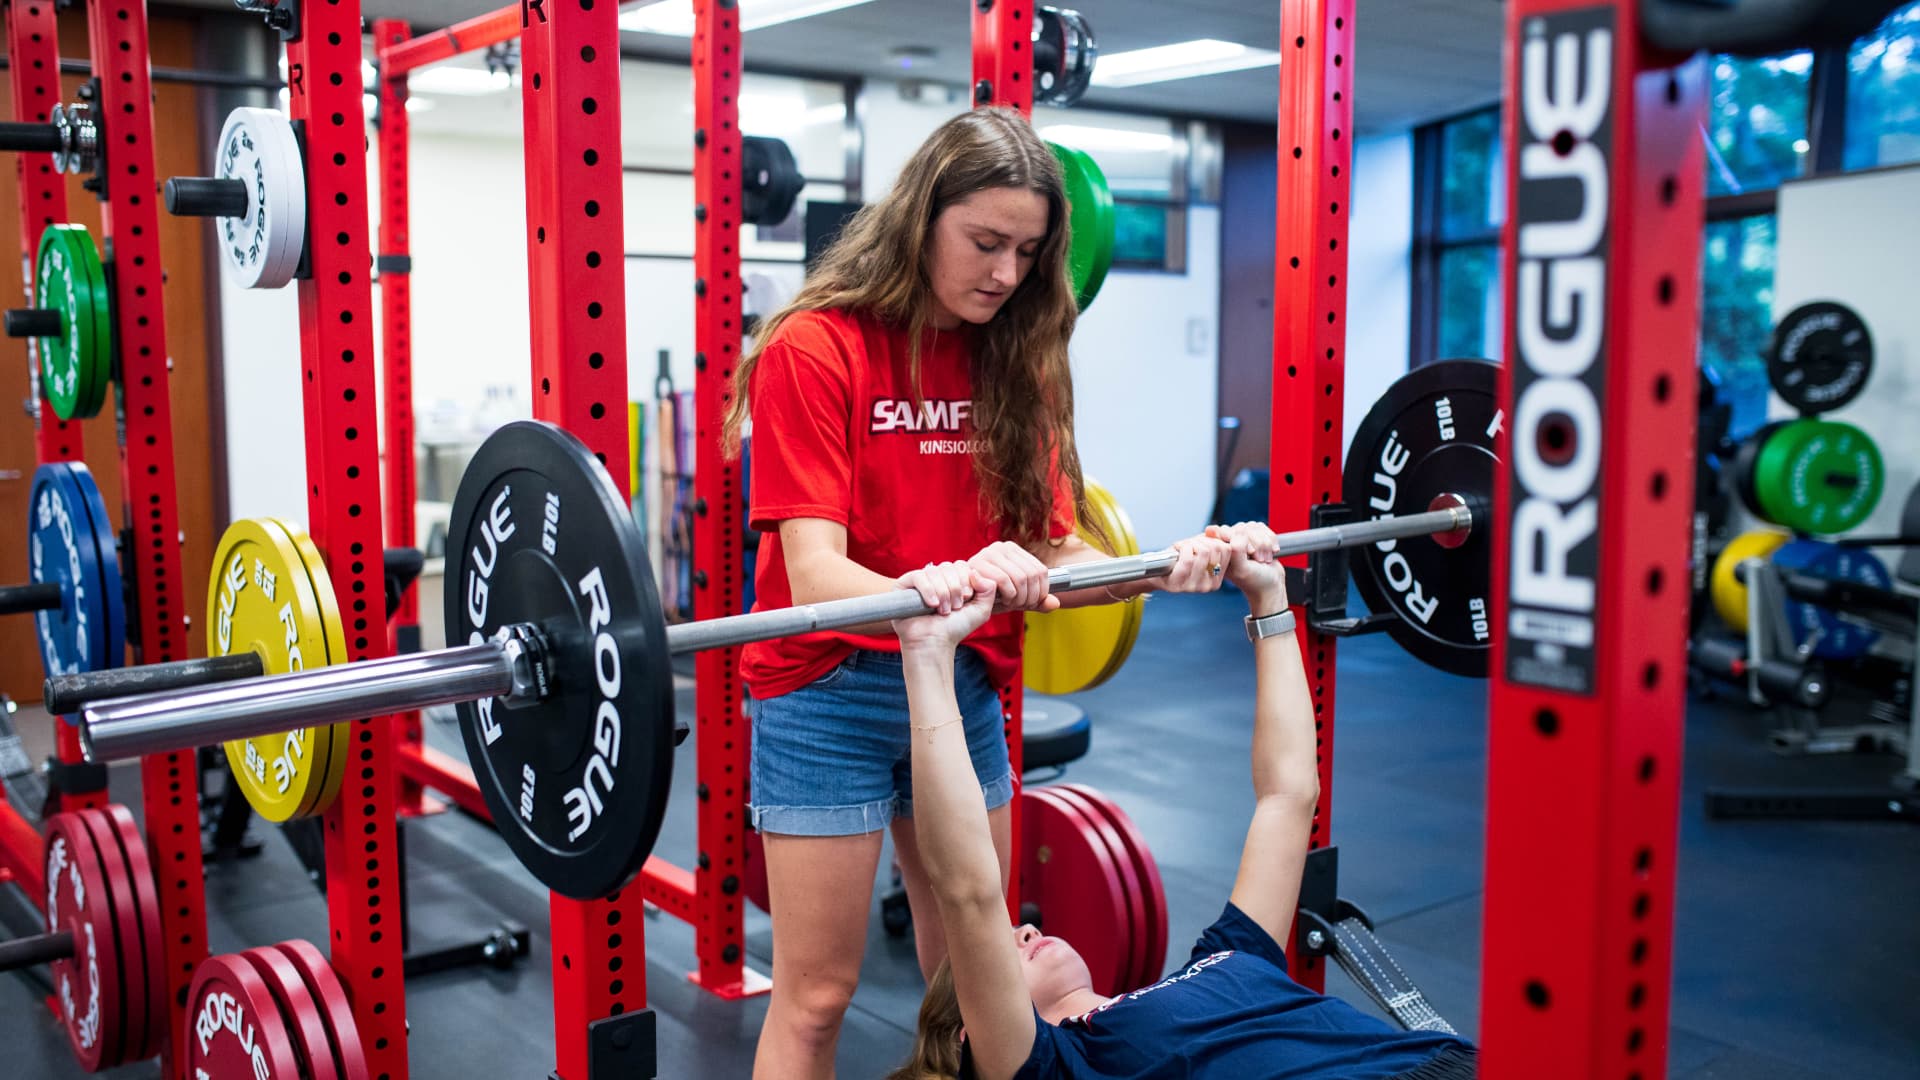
[1244,608,1296,642]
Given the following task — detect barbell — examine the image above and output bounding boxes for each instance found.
[71,419,1478,899]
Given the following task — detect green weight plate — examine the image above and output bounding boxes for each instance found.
[206,519,345,822]
[34,225,112,421]
[1049,142,1115,311]
[1751,418,1884,535]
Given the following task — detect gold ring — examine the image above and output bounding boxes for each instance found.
[1208,565,1222,576]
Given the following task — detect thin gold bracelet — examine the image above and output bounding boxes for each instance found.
[913,715,965,742]
[1103,583,1143,603]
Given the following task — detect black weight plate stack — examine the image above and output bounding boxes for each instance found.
[1342,359,1500,678]
[1766,301,1873,414]
[445,421,675,900]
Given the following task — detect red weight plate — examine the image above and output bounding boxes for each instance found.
[185,953,304,1080]
[1020,788,1131,996]
[274,939,371,1080]
[103,804,168,1063]
[744,829,771,913]
[241,946,341,1080]
[1043,785,1146,991]
[74,808,147,1067]
[1063,783,1169,988]
[44,812,126,1070]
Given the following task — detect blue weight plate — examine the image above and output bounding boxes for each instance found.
[29,465,113,694]
[1772,539,1893,660]
[67,462,126,673]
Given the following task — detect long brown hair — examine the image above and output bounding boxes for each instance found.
[887,959,966,1080]
[722,107,1097,547]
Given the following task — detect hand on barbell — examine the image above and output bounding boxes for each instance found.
[967,540,1060,613]
[1154,532,1236,595]
[893,561,999,651]
[1207,521,1289,608]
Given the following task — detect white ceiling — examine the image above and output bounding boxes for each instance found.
[232,0,1508,133]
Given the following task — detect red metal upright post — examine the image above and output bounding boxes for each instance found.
[9,0,80,467]
[971,0,1034,114]
[280,3,410,1077]
[972,0,1033,920]
[516,2,652,1071]
[1270,0,1354,996]
[1481,4,1703,1076]
[9,0,98,807]
[687,0,763,999]
[374,17,432,819]
[85,0,207,1066]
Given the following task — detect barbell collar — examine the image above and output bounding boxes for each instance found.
[0,581,64,615]
[3,308,63,339]
[44,652,267,716]
[79,501,1470,762]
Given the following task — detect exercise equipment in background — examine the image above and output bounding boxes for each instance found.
[1026,479,1142,695]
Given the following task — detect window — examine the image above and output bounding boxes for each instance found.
[1706,52,1812,196]
[1700,215,1778,440]
[1845,1,1920,169]
[1412,108,1503,366]
[1036,109,1217,273]
[1412,9,1915,422]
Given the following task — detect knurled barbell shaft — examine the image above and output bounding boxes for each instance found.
[0,582,65,616]
[45,652,266,716]
[81,503,1470,763]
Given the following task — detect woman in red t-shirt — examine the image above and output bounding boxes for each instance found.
[723,107,1231,1077]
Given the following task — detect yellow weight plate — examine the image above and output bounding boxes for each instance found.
[1089,487,1142,686]
[1709,529,1790,633]
[1025,480,1139,695]
[206,519,341,822]
[263,518,351,818]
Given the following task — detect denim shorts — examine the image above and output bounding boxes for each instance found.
[747,648,1014,836]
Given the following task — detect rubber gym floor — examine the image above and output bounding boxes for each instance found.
[7,588,1919,1078]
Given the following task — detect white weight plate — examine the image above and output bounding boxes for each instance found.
[214,108,305,290]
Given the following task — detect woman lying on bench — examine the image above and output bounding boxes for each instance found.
[886,521,1478,1080]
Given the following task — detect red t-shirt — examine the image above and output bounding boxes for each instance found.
[742,307,1074,699]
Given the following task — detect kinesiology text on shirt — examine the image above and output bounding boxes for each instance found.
[869,397,982,455]
[1064,950,1236,1027]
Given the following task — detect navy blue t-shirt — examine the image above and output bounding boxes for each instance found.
[962,903,1471,1079]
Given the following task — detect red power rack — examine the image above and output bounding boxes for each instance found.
[1481,3,1702,1077]
[1270,0,1355,996]
[262,2,414,1079]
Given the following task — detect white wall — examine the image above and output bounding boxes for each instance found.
[1773,165,1920,548]
[1343,133,1414,453]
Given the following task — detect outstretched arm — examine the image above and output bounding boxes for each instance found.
[1211,523,1321,945]
[895,564,1036,1080]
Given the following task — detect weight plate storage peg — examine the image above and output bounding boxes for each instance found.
[1750,418,1884,535]
[1767,301,1873,415]
[10,224,115,421]
[172,107,307,290]
[1771,539,1894,661]
[446,421,677,900]
[29,462,126,692]
[1343,359,1500,677]
[206,518,348,821]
